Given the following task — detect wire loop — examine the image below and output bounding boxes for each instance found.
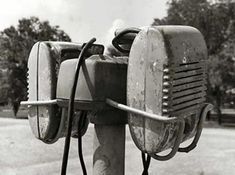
[178,104,213,153]
[112,28,140,53]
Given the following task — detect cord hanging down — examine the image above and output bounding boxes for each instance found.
[61,38,96,175]
[142,152,151,175]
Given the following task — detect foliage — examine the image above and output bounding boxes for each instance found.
[152,0,235,112]
[0,59,9,105]
[153,0,235,55]
[0,17,71,115]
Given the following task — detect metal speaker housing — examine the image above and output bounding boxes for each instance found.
[27,41,83,143]
[56,55,128,125]
[127,26,208,153]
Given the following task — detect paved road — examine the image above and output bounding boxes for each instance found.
[1,118,235,175]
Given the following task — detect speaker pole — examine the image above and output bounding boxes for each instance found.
[93,124,125,175]
[91,110,126,175]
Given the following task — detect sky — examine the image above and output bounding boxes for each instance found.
[0,0,168,46]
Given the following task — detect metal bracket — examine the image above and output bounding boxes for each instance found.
[149,119,185,161]
[148,104,213,160]
[21,99,58,106]
[106,99,213,161]
[106,98,180,123]
[106,98,185,161]
[178,103,213,153]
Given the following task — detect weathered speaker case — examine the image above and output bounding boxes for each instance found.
[56,55,128,125]
[127,26,207,153]
[27,41,83,143]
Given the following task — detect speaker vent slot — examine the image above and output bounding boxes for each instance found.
[162,61,206,115]
[179,61,199,66]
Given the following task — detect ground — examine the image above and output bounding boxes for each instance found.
[0,118,235,175]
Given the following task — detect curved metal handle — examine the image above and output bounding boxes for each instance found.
[178,103,213,153]
[148,119,185,161]
[106,98,185,161]
[106,99,213,161]
[20,99,58,106]
[106,98,180,123]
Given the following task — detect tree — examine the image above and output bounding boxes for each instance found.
[0,17,71,115]
[153,0,235,55]
[152,0,235,119]
[0,59,9,105]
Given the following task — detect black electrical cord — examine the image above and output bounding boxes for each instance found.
[112,28,140,53]
[141,152,151,175]
[78,110,88,175]
[61,38,96,175]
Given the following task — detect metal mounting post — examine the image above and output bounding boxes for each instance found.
[93,124,125,175]
[91,110,127,175]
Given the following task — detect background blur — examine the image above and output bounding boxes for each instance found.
[0,0,235,175]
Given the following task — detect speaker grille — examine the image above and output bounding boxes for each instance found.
[162,61,207,116]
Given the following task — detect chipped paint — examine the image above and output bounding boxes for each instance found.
[127,26,208,154]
